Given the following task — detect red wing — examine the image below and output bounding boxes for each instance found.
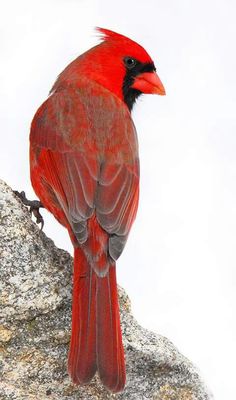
[30,85,139,257]
[96,161,139,259]
[35,149,99,243]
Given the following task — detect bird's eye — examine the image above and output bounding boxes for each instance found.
[124,57,137,69]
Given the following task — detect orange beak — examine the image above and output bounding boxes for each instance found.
[131,71,166,95]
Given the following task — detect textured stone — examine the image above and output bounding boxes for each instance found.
[0,179,214,400]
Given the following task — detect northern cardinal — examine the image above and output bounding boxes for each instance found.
[30,28,165,393]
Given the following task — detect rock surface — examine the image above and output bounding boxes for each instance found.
[0,180,213,400]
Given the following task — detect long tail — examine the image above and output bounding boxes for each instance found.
[68,247,126,393]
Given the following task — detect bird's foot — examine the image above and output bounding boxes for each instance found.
[14,190,45,230]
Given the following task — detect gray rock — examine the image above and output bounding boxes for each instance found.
[0,179,213,400]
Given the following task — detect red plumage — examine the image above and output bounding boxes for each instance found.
[30,28,165,392]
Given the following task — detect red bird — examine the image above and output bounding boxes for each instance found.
[30,28,165,392]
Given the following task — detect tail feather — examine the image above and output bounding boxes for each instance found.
[68,247,126,393]
[68,248,97,383]
[96,265,126,392]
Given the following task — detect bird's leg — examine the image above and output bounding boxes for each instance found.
[14,190,45,230]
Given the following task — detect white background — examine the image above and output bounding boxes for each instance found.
[1,1,236,398]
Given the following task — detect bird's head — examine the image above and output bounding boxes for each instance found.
[53,28,165,111]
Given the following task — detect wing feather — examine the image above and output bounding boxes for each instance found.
[30,83,139,257]
[96,162,139,235]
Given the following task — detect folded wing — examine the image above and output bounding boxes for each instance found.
[30,83,139,259]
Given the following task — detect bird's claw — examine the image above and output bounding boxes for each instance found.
[14,190,44,230]
[30,206,44,230]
